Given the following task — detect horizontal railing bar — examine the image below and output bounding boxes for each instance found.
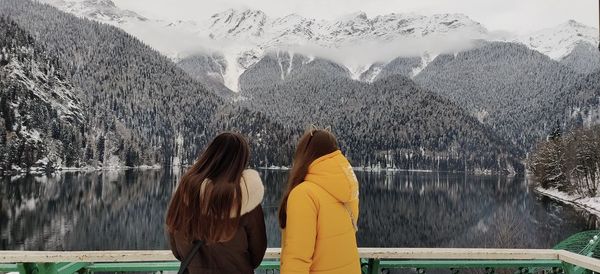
[558,250,600,273]
[2,249,600,272]
[0,248,561,263]
[257,260,280,270]
[86,262,180,272]
[83,260,564,272]
[378,259,563,268]
[0,263,19,272]
[86,261,283,272]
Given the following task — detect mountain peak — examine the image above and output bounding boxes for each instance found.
[518,20,598,60]
[208,8,268,40]
[338,11,368,21]
[212,8,266,19]
[563,19,588,29]
[82,0,116,8]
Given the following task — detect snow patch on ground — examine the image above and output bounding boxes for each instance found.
[474,109,489,123]
[535,187,600,217]
[346,63,371,80]
[103,155,122,168]
[363,65,383,83]
[222,54,246,92]
[410,52,437,78]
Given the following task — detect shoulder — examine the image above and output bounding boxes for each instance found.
[240,169,264,215]
[288,182,319,207]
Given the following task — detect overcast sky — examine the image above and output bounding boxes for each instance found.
[112,0,599,34]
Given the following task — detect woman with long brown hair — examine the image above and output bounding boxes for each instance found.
[279,129,360,274]
[166,132,267,274]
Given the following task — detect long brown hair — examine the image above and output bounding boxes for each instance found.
[278,129,338,229]
[166,132,250,243]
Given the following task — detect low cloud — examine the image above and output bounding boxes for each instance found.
[281,32,488,66]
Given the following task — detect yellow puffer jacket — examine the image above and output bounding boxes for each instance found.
[281,150,360,274]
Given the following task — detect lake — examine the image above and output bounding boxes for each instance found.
[0,169,597,251]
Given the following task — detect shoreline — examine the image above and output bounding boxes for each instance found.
[3,165,515,176]
[534,187,600,217]
[2,164,164,177]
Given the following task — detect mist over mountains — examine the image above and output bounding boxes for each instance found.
[37,0,599,89]
[1,0,599,174]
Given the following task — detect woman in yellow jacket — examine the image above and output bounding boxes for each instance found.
[279,129,360,274]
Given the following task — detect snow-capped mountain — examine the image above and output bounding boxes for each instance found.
[200,9,488,47]
[38,0,492,91]
[516,20,600,74]
[39,0,600,92]
[517,20,598,60]
[39,0,147,23]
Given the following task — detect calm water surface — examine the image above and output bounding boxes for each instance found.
[0,169,597,250]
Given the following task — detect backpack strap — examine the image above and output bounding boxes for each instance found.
[178,240,204,274]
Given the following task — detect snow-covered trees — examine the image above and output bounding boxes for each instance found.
[414,42,584,152]
[0,16,86,172]
[529,126,600,196]
[0,2,299,171]
[238,53,522,172]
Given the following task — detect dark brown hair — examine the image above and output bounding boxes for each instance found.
[278,129,338,229]
[166,132,250,243]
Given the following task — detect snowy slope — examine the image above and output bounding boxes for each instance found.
[1,44,86,172]
[517,20,599,60]
[39,0,147,23]
[4,52,84,124]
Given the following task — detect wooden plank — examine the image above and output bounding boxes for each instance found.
[378,259,563,268]
[0,248,560,263]
[356,248,559,260]
[0,250,176,263]
[264,248,280,259]
[557,250,600,273]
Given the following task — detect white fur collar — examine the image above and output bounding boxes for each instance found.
[239,169,264,215]
[199,169,264,216]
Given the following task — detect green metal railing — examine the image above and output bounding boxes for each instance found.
[2,231,600,274]
[1,249,599,274]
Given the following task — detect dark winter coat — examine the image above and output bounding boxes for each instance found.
[168,169,268,274]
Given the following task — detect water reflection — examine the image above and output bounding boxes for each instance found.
[0,170,597,251]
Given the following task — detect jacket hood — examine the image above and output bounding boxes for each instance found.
[200,169,264,216]
[304,150,359,203]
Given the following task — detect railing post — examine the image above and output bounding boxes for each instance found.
[367,259,381,274]
[17,263,33,274]
[16,263,59,274]
[33,263,59,274]
[561,261,588,274]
